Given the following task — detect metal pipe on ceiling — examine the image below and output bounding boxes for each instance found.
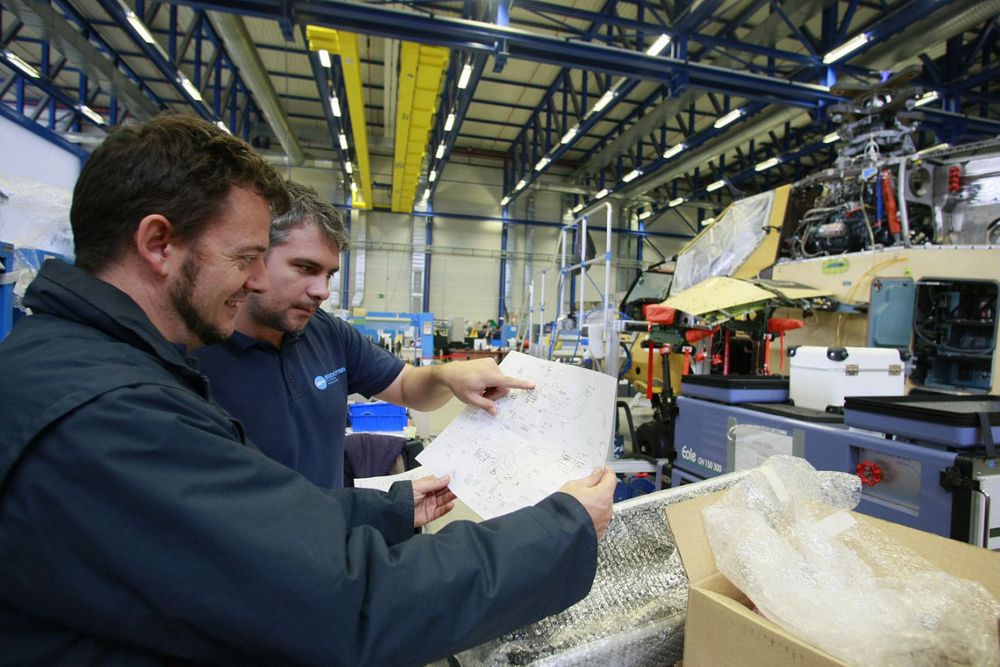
[207,10,305,165]
[167,0,837,106]
[6,0,162,119]
[856,0,1000,70]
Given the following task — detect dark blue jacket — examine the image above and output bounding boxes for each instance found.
[0,260,598,665]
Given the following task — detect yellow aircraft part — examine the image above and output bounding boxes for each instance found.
[662,276,778,319]
[735,183,790,279]
[773,245,1000,392]
[306,26,373,209]
[392,42,449,212]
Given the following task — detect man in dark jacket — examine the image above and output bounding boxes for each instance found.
[0,113,616,665]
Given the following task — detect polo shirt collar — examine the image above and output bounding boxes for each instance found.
[225,328,304,353]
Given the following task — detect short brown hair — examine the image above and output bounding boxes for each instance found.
[71,113,290,273]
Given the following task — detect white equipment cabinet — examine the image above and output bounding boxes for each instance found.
[789,346,905,411]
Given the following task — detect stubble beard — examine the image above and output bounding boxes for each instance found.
[170,253,230,347]
[245,294,306,337]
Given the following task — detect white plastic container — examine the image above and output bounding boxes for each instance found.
[789,346,905,411]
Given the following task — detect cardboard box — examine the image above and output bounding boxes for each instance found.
[665,491,1000,666]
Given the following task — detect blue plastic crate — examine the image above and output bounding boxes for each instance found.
[349,402,407,432]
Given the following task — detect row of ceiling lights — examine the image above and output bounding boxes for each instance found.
[418,62,474,204]
[559,28,926,219]
[499,33,673,208]
[317,48,357,193]
[1,9,941,212]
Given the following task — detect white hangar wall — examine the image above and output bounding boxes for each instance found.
[285,159,688,326]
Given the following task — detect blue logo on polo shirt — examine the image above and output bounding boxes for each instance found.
[313,367,346,391]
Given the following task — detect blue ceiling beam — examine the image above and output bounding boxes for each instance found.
[499,0,621,203]
[0,49,109,131]
[166,1,839,106]
[675,0,726,34]
[0,99,89,161]
[515,0,816,66]
[47,0,166,111]
[94,0,214,120]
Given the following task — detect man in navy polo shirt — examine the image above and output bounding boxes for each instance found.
[195,181,530,488]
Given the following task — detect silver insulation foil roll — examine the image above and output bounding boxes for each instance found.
[458,471,748,666]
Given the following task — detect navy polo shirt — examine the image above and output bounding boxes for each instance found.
[193,310,405,488]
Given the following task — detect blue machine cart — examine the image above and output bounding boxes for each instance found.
[673,392,1000,549]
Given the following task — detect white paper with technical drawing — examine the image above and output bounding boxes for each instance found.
[416,351,617,520]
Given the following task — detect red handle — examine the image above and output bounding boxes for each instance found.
[857,460,883,487]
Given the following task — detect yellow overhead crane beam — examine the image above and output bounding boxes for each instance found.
[306,26,372,209]
[392,42,449,212]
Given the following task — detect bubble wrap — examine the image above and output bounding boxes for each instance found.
[0,173,73,257]
[704,456,1000,667]
[456,471,748,666]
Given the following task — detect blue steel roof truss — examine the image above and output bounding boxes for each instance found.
[1,0,997,228]
[501,0,999,226]
[1,0,263,146]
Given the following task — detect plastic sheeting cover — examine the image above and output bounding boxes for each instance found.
[704,456,1000,667]
[672,190,774,294]
[0,174,74,312]
[458,471,748,666]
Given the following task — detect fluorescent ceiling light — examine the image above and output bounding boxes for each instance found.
[701,217,716,226]
[444,112,456,132]
[429,169,437,182]
[500,195,511,206]
[822,32,870,64]
[713,108,743,129]
[350,181,358,192]
[422,188,432,201]
[515,178,527,191]
[913,91,939,108]
[917,142,950,155]
[595,188,610,199]
[344,162,353,174]
[669,197,685,207]
[706,179,725,192]
[663,143,685,159]
[646,33,672,56]
[79,105,104,125]
[338,133,349,150]
[125,11,157,44]
[318,49,331,69]
[435,143,446,159]
[755,157,780,172]
[622,168,642,183]
[215,120,230,134]
[572,203,585,214]
[560,125,579,145]
[3,51,40,78]
[534,156,551,171]
[329,96,342,117]
[822,131,840,144]
[638,210,653,220]
[593,90,616,113]
[457,63,473,90]
[178,75,202,102]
